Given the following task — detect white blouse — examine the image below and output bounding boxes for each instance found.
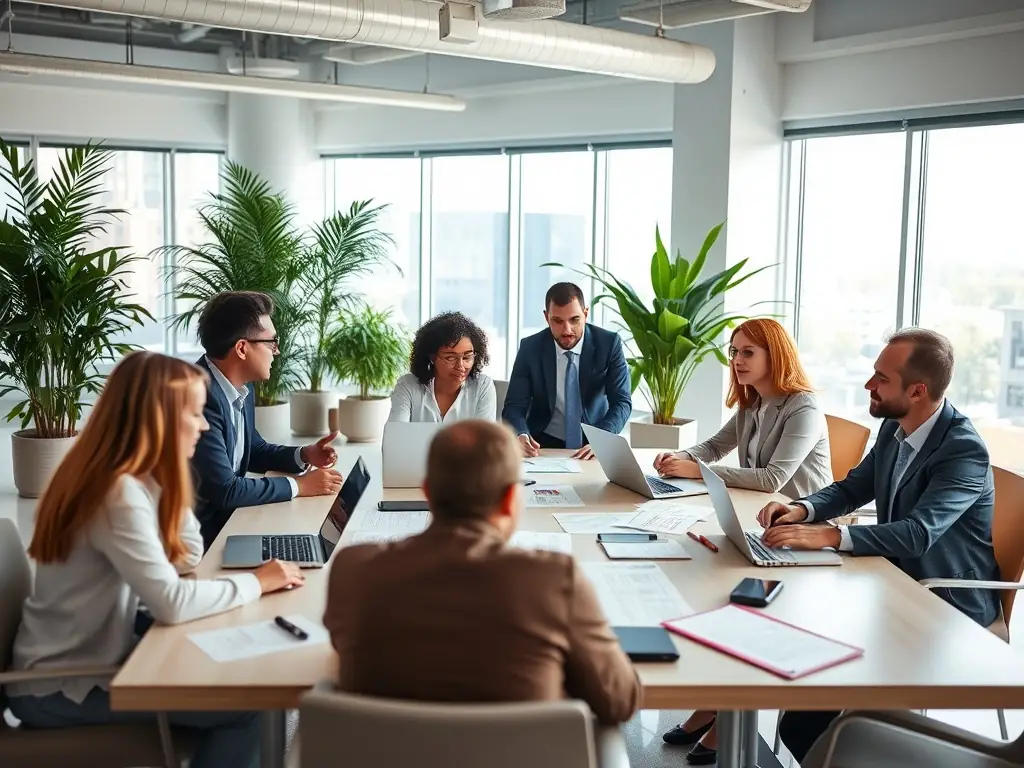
[387,372,497,424]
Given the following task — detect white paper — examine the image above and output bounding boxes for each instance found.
[580,562,693,627]
[352,510,431,534]
[510,530,574,554]
[664,605,860,678]
[189,615,328,663]
[523,457,583,474]
[347,530,415,546]
[525,485,585,508]
[601,540,691,560]
[617,504,714,535]
[552,512,638,534]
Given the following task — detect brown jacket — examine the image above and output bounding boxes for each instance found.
[323,517,641,724]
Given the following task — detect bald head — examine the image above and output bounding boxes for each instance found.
[425,420,521,523]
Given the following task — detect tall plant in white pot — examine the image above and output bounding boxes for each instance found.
[0,140,152,497]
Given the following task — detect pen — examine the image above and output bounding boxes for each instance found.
[687,531,719,553]
[521,479,537,486]
[274,616,309,641]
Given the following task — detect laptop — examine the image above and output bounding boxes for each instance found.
[382,422,442,488]
[582,424,708,499]
[695,458,842,567]
[221,457,371,569]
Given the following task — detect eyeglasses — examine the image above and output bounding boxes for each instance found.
[245,337,279,353]
[728,346,759,360]
[436,352,476,367]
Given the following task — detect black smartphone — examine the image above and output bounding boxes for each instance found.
[729,578,783,608]
[596,532,659,543]
[377,500,430,512]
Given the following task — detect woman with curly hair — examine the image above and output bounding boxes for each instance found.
[387,311,497,423]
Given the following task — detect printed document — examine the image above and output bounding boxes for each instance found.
[522,457,583,474]
[352,509,431,534]
[553,512,637,534]
[618,503,713,534]
[526,485,585,508]
[189,615,328,663]
[580,562,693,626]
[601,539,691,560]
[510,530,573,554]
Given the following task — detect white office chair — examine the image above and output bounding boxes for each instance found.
[494,379,509,421]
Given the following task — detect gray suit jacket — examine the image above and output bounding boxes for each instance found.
[684,392,833,500]
[799,400,999,627]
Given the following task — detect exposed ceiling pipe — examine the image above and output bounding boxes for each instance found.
[176,22,211,44]
[323,44,422,66]
[26,0,716,83]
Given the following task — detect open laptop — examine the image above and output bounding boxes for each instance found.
[695,458,842,567]
[382,422,441,488]
[221,457,371,569]
[582,424,708,499]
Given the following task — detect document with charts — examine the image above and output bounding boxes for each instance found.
[617,503,714,535]
[580,562,693,627]
[525,485,585,508]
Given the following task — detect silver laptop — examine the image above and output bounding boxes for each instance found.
[582,424,708,499]
[695,458,842,567]
[382,422,442,488]
[221,458,371,569]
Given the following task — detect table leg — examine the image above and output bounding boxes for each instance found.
[718,710,743,768]
[260,710,287,768]
[742,710,759,768]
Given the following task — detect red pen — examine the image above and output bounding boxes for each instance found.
[688,531,719,553]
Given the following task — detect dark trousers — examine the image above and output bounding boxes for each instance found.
[537,432,567,449]
[779,710,842,763]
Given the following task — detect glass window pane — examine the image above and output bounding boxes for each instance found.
[38,147,167,351]
[1,145,25,220]
[917,123,1024,472]
[430,155,511,379]
[519,151,594,339]
[333,158,422,330]
[794,133,907,426]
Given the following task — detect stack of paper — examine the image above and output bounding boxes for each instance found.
[522,457,583,474]
[580,562,693,626]
[344,510,431,547]
[525,485,585,508]
[552,512,637,534]
[616,502,714,535]
[509,530,573,554]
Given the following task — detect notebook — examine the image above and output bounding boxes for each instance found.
[662,604,864,679]
[600,539,691,560]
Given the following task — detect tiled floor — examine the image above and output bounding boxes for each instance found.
[1,425,1021,765]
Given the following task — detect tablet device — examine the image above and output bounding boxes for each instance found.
[612,626,680,662]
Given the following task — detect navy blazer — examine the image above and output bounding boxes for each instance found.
[192,357,305,549]
[799,400,999,627]
[502,324,632,441]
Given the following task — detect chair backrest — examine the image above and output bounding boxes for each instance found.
[991,466,1024,627]
[299,685,596,768]
[493,379,509,420]
[824,414,870,482]
[0,519,32,723]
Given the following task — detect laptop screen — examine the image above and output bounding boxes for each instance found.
[318,457,371,559]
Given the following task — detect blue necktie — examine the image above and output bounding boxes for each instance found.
[889,439,914,511]
[564,351,583,450]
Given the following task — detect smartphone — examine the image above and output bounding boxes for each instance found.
[596,532,659,543]
[377,500,430,512]
[729,578,783,608]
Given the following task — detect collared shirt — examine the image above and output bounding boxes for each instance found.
[205,357,301,498]
[386,372,497,424]
[746,400,772,468]
[544,326,586,441]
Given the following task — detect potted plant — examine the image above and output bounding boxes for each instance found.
[547,222,768,449]
[162,162,303,437]
[327,306,410,442]
[290,200,397,437]
[0,140,152,497]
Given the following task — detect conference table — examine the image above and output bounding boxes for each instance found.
[111,448,1024,768]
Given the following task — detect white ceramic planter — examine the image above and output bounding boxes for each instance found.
[629,417,699,451]
[12,429,77,499]
[253,401,291,442]
[337,396,391,443]
[289,390,337,438]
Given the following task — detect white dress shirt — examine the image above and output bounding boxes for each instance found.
[544,327,586,441]
[10,475,261,702]
[206,357,301,497]
[800,401,945,552]
[387,372,497,424]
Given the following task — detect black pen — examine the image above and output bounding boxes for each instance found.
[274,616,309,641]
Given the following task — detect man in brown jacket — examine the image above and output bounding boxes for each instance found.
[323,419,641,725]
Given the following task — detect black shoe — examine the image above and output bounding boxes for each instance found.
[685,743,717,765]
[662,718,714,746]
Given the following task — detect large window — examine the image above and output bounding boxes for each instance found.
[0,144,26,220]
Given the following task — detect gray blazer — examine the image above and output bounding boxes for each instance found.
[800,400,999,627]
[683,392,833,500]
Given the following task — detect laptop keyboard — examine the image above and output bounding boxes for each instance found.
[646,475,686,495]
[262,535,316,563]
[744,531,796,565]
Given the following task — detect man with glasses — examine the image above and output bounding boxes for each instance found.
[193,291,344,550]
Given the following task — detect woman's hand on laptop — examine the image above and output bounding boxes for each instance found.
[296,468,344,497]
[655,455,700,479]
[757,501,808,529]
[255,560,306,594]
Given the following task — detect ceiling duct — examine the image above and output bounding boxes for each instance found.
[619,0,811,29]
[27,0,716,83]
[481,0,566,21]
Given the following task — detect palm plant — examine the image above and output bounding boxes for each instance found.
[0,139,152,438]
[546,223,769,424]
[326,307,410,400]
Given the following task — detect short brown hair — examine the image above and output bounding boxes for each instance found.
[198,291,274,359]
[545,282,586,311]
[887,327,955,401]
[426,421,520,521]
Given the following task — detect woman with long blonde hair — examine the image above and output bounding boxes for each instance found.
[8,352,304,768]
[652,318,833,764]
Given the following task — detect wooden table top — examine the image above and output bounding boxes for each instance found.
[111,448,1024,712]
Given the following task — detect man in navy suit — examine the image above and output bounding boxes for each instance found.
[757,328,999,762]
[192,292,344,550]
[502,283,632,460]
